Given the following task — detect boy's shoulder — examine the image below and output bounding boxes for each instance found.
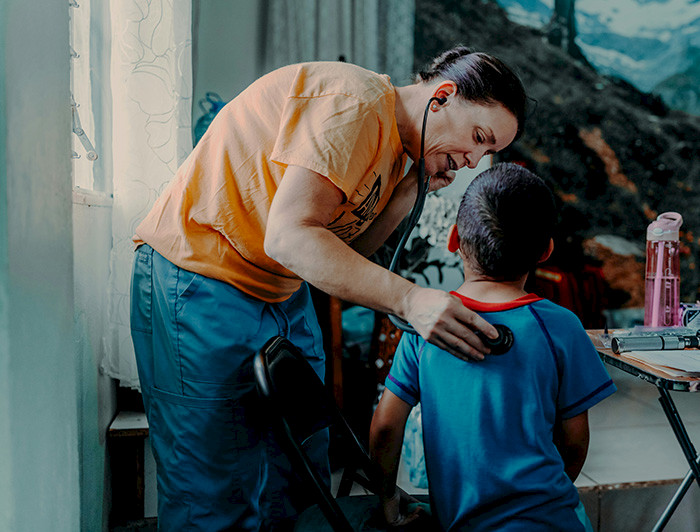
[397,330,428,355]
[449,292,585,332]
[527,299,598,360]
[528,297,586,329]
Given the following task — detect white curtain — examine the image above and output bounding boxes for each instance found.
[264,0,415,86]
[103,0,192,389]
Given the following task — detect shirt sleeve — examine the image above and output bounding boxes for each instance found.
[271,93,381,200]
[385,333,422,406]
[555,314,617,419]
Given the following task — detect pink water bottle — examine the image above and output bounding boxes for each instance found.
[644,212,683,327]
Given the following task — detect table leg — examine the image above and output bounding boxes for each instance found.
[652,463,700,532]
[652,387,700,531]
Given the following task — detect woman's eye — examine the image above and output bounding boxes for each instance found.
[476,131,484,143]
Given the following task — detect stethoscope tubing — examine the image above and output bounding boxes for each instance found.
[388,97,444,334]
[385,96,514,354]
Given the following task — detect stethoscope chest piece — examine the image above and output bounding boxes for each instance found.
[477,324,514,355]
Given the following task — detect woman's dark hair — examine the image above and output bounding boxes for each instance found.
[418,46,527,140]
[456,163,556,281]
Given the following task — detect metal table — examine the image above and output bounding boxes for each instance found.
[588,330,700,531]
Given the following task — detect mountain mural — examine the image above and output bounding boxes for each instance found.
[496,0,700,115]
[415,0,700,318]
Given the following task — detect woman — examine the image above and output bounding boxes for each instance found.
[130,45,527,531]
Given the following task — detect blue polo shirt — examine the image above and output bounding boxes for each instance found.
[385,294,616,531]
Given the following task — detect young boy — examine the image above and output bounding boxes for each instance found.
[370,163,616,531]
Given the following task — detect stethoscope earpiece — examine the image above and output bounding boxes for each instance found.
[431,96,447,111]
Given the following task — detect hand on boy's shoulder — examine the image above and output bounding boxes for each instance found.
[403,286,497,362]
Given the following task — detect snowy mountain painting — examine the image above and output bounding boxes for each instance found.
[496,0,700,115]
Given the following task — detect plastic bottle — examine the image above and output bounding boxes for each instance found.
[644,212,683,327]
[193,92,227,146]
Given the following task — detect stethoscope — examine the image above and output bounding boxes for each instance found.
[386,96,513,355]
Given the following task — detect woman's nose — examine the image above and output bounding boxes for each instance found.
[465,149,486,169]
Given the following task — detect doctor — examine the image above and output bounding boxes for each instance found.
[130,45,527,530]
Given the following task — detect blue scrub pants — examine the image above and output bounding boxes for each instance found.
[130,244,330,531]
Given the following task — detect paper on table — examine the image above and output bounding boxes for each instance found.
[621,349,700,376]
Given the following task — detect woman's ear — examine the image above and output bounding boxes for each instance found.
[432,81,457,109]
[447,224,461,253]
[538,238,554,263]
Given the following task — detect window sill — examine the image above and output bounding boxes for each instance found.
[72,187,113,207]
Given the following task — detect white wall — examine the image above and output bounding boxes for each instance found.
[74,2,118,530]
[0,2,10,527]
[73,196,117,531]
[0,1,81,530]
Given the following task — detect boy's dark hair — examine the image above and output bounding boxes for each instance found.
[456,163,556,281]
[418,46,528,141]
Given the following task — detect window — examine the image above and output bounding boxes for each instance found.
[69,0,99,193]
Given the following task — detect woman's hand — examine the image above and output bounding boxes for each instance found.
[401,285,497,361]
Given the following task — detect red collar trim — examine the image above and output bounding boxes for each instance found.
[449,291,543,312]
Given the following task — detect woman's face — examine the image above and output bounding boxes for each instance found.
[422,100,518,179]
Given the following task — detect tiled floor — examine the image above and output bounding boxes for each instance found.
[333,363,700,531]
[586,364,700,480]
[577,364,700,531]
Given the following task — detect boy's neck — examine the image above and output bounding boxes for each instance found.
[453,274,529,304]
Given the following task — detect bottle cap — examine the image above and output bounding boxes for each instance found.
[647,212,683,241]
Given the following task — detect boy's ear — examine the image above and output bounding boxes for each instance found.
[447,224,461,253]
[538,238,554,263]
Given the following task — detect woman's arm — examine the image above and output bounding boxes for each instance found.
[264,165,495,360]
[553,411,590,482]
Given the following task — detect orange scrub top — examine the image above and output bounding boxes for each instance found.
[134,62,408,302]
